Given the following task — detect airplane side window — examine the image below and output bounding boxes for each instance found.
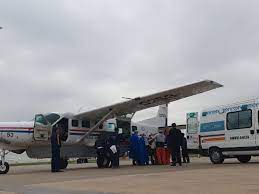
[82,120,90,128]
[108,123,115,130]
[72,120,79,127]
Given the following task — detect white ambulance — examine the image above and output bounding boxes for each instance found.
[186,99,259,164]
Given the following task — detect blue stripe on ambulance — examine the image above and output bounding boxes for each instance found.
[200,121,225,133]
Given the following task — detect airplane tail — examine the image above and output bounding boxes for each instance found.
[137,104,168,127]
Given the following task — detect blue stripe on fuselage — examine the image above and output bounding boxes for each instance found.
[0,130,33,133]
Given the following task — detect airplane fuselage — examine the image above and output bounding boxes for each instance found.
[0,121,34,150]
[0,112,163,159]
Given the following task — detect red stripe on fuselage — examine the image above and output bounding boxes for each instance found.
[0,127,33,130]
[70,128,89,132]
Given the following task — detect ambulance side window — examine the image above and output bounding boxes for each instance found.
[227,109,252,130]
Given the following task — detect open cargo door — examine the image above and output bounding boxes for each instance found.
[186,112,199,151]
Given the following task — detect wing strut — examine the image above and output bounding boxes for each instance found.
[77,109,115,143]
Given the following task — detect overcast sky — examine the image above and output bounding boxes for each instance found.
[0,0,259,124]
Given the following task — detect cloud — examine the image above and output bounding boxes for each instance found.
[0,0,259,124]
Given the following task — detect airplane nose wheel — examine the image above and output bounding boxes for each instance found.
[0,150,9,174]
[0,162,9,174]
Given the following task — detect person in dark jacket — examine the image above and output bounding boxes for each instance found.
[181,133,190,163]
[51,125,62,172]
[168,123,182,166]
[108,128,120,168]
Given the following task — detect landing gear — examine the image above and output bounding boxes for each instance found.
[96,147,111,168]
[0,150,9,174]
[60,158,68,169]
[97,155,111,168]
[76,158,88,164]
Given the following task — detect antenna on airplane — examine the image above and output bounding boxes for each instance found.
[122,97,133,100]
[78,106,87,113]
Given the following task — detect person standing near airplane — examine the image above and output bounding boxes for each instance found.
[181,132,190,163]
[108,128,120,168]
[51,124,62,172]
[155,128,166,165]
[164,127,171,165]
[129,130,140,165]
[168,123,182,166]
[148,134,156,165]
[139,133,149,165]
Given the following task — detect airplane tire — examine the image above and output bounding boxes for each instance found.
[97,155,110,168]
[97,156,104,168]
[0,162,9,174]
[60,159,68,169]
[76,158,88,164]
[237,155,251,163]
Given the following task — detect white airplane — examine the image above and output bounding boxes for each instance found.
[0,80,222,174]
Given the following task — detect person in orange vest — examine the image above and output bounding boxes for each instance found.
[155,128,166,165]
[164,127,171,165]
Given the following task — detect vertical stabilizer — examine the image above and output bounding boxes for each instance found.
[137,104,168,127]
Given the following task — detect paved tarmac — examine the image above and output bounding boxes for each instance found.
[1,157,259,194]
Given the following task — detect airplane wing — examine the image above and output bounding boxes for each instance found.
[75,80,222,121]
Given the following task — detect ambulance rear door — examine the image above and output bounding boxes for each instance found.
[186,112,199,151]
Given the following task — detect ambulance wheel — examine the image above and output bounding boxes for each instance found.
[60,159,68,169]
[237,155,251,163]
[0,162,9,174]
[209,148,224,164]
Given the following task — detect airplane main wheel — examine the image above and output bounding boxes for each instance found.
[60,159,68,169]
[97,155,110,168]
[0,162,9,174]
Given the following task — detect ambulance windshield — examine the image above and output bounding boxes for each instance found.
[44,113,61,125]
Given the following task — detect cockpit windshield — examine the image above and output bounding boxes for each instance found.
[44,113,61,125]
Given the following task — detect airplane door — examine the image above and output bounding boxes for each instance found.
[34,114,52,141]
